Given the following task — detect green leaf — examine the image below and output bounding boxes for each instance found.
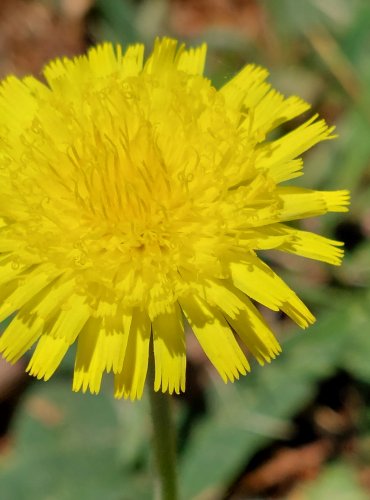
[93,0,140,44]
[0,380,151,500]
[298,461,368,500]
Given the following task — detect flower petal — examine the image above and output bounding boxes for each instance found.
[188,279,281,365]
[229,254,315,327]
[152,302,186,394]
[114,309,151,400]
[180,294,250,382]
[27,293,90,380]
[176,43,207,75]
[273,224,344,265]
[0,277,75,362]
[0,264,61,323]
[226,291,282,364]
[220,64,269,110]
[276,187,350,221]
[255,116,335,179]
[73,311,132,394]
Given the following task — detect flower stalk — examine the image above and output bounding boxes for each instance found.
[148,348,178,500]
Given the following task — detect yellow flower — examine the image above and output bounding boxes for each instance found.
[0,38,349,400]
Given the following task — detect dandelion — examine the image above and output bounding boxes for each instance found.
[0,38,349,400]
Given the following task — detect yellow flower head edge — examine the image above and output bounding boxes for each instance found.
[0,38,349,399]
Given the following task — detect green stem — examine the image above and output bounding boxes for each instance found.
[148,351,179,500]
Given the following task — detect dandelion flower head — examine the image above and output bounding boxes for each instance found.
[0,38,349,399]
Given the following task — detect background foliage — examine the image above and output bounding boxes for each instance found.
[0,1,370,498]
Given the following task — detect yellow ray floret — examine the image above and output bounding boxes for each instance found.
[114,309,151,400]
[152,302,186,395]
[228,254,315,328]
[180,295,250,382]
[226,291,282,365]
[0,38,349,398]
